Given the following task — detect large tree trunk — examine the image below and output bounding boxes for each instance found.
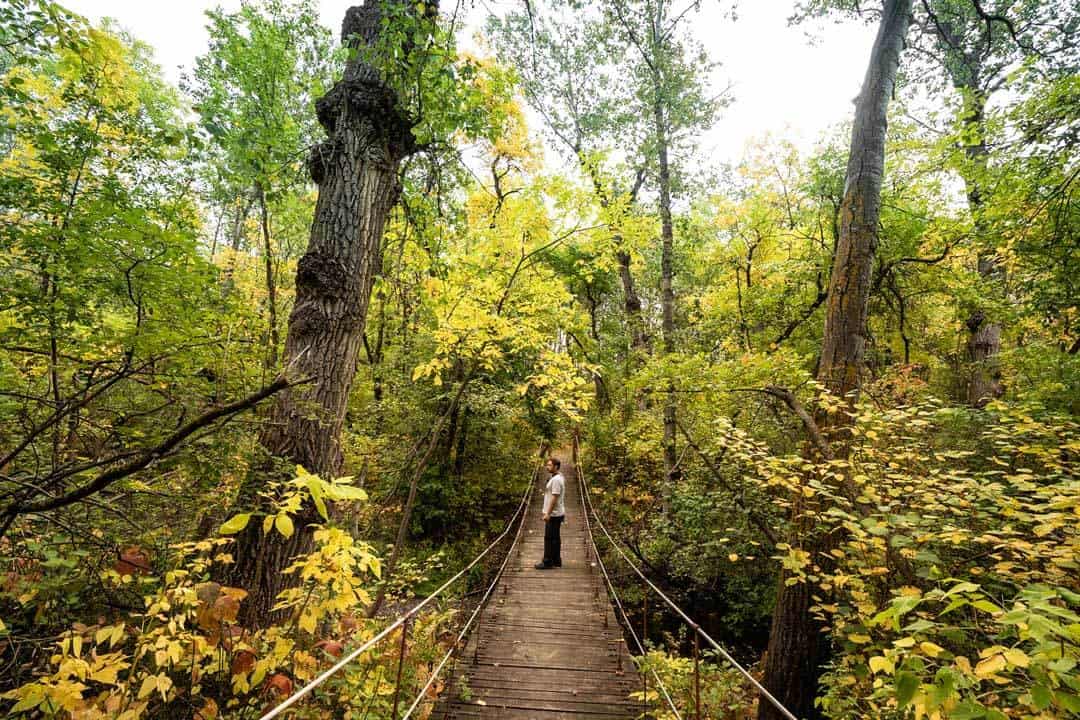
[224,0,422,627]
[758,2,913,718]
[956,91,1003,406]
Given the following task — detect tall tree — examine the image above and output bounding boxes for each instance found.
[488,7,654,359]
[188,0,333,370]
[759,1,914,718]
[223,0,433,624]
[910,0,1080,405]
[604,0,720,485]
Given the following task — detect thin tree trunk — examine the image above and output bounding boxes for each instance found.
[258,184,280,370]
[616,249,650,353]
[922,10,1005,406]
[209,206,224,261]
[224,0,424,627]
[222,191,255,294]
[652,81,678,484]
[574,152,651,358]
[735,262,751,351]
[368,373,473,617]
[759,2,913,718]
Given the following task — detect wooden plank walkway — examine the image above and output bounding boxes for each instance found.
[431,464,642,720]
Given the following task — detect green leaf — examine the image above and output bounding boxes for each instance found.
[219,513,251,535]
[1059,693,1080,713]
[1031,685,1052,710]
[895,671,919,707]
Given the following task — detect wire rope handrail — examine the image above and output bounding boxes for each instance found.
[258,454,542,720]
[401,470,536,719]
[576,445,800,720]
[575,456,684,720]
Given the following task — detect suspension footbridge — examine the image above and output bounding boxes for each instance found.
[259,448,796,720]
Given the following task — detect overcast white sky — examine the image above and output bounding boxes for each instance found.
[62,1,877,166]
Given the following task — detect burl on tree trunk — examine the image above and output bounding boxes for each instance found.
[223,1,424,627]
[757,1,914,718]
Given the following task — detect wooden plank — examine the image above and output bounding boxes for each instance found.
[427,463,640,719]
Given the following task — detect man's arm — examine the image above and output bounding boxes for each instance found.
[542,483,552,521]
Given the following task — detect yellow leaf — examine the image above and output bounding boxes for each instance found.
[848,634,872,644]
[89,663,122,685]
[138,675,157,699]
[156,674,173,701]
[219,513,251,535]
[919,642,945,658]
[974,654,1007,678]
[869,656,894,675]
[1003,648,1029,668]
[275,514,294,539]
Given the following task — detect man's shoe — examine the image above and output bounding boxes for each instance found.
[534,562,552,570]
[552,562,562,567]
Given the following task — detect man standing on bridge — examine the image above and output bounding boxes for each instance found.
[535,457,565,569]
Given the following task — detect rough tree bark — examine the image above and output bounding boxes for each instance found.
[758,1,913,718]
[223,0,425,626]
[957,91,1003,406]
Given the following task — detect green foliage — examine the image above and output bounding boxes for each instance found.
[187,0,332,200]
[2,2,1079,719]
[634,647,758,719]
[761,399,1080,718]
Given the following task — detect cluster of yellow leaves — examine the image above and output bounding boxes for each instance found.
[410,172,595,419]
[1,468,396,719]
[784,400,1080,719]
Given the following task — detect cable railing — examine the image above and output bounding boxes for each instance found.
[575,449,684,720]
[258,455,540,720]
[574,439,800,720]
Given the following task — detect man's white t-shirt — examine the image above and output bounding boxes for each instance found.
[544,473,565,517]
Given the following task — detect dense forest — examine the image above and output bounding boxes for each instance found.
[1,0,1078,718]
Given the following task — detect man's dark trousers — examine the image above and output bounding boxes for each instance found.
[542,515,564,567]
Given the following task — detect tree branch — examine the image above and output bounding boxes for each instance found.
[676,421,779,545]
[732,386,833,460]
[2,376,307,519]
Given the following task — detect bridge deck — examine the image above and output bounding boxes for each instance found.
[431,465,641,719]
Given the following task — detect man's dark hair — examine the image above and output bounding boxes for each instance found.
[549,457,561,470]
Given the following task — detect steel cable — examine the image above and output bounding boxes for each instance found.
[575,460,684,720]
[258,455,541,720]
[401,476,536,719]
[578,454,800,720]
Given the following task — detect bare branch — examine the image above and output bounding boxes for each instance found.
[732,386,833,460]
[2,376,308,520]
